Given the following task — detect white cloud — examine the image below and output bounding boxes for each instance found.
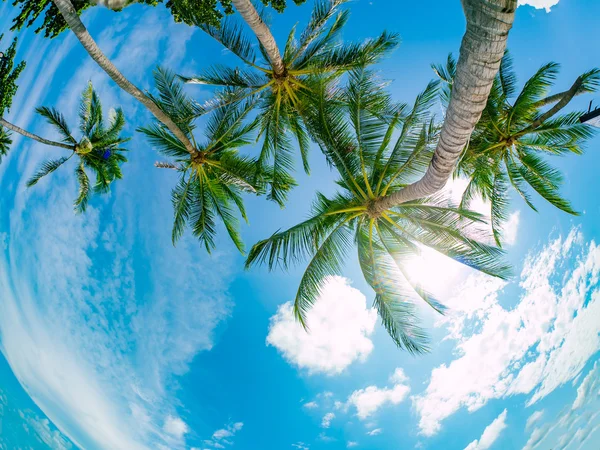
[572,361,599,410]
[292,443,309,450]
[0,10,228,450]
[464,409,508,450]
[346,368,410,420]
[518,0,560,12]
[321,412,335,428]
[526,410,545,431]
[19,409,72,450]
[204,422,244,448]
[303,401,318,409]
[163,416,189,439]
[267,276,378,375]
[413,229,600,436]
[367,428,382,436]
[347,442,358,448]
[502,212,520,246]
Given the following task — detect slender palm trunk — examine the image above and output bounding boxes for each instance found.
[527,76,585,129]
[371,0,517,214]
[51,0,196,155]
[231,0,285,76]
[0,118,75,150]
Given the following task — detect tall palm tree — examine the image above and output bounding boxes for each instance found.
[50,0,197,155]
[3,82,129,212]
[433,52,600,244]
[369,0,518,213]
[181,0,399,205]
[246,69,511,353]
[139,68,272,252]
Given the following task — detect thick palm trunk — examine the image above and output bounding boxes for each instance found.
[231,0,285,76]
[0,118,75,150]
[51,0,196,155]
[371,0,517,214]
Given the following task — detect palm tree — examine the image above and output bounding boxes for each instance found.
[139,68,271,253]
[246,69,511,353]
[3,82,129,212]
[0,35,26,162]
[434,52,600,244]
[50,0,197,155]
[181,0,399,205]
[369,0,518,213]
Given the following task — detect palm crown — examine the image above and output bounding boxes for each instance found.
[434,52,600,245]
[246,69,511,353]
[181,0,399,206]
[27,82,128,213]
[140,68,267,253]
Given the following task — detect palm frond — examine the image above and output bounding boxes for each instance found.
[27,156,70,187]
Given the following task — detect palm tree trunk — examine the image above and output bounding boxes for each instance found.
[371,0,517,215]
[527,75,585,129]
[231,0,285,76]
[0,118,75,150]
[51,0,197,155]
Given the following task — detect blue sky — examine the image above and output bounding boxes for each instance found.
[1,0,600,449]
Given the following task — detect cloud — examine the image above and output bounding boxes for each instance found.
[518,0,560,12]
[204,422,244,448]
[464,409,508,450]
[345,368,410,420]
[19,409,73,450]
[525,410,545,431]
[413,229,600,436]
[572,361,599,410]
[0,9,232,450]
[292,443,309,450]
[347,442,358,448]
[367,428,382,436]
[163,416,189,439]
[267,276,377,375]
[303,401,318,409]
[321,412,335,428]
[502,212,520,246]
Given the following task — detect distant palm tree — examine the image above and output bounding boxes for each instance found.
[246,69,511,353]
[139,68,269,253]
[433,52,600,244]
[0,35,26,162]
[3,82,129,212]
[181,0,399,205]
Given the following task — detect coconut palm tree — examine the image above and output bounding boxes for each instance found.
[3,82,129,213]
[433,52,600,244]
[139,67,275,252]
[0,35,26,162]
[246,69,511,353]
[181,0,399,205]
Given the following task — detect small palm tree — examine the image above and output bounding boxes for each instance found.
[434,52,600,245]
[140,68,270,253]
[181,0,399,205]
[246,69,511,353]
[0,35,26,162]
[22,82,129,212]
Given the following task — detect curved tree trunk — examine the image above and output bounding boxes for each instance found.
[371,0,518,214]
[1,118,75,150]
[51,0,196,155]
[231,0,285,76]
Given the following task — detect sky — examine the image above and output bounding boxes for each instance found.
[1,0,600,449]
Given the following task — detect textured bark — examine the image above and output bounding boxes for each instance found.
[51,0,196,155]
[371,0,517,214]
[0,118,75,150]
[231,0,285,76]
